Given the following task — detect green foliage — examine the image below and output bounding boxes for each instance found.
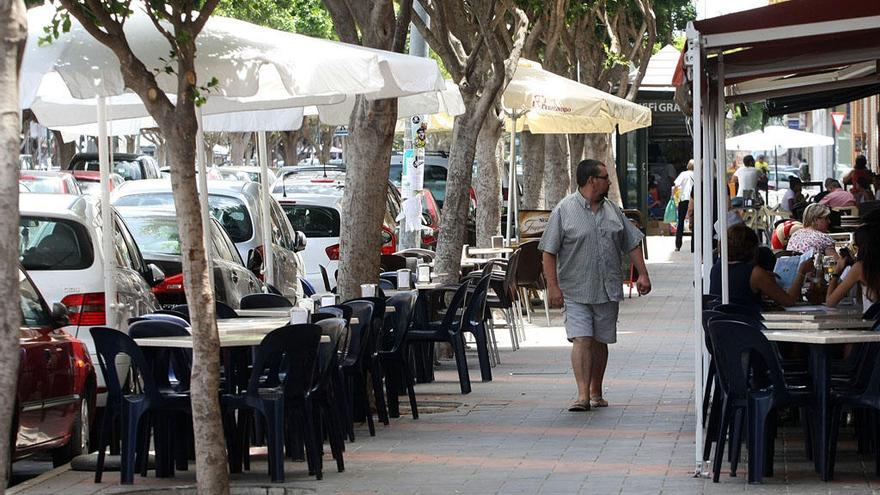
[731,102,765,136]
[655,0,695,44]
[216,0,334,39]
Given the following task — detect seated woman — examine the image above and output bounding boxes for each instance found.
[710,224,813,313]
[785,203,836,256]
[825,224,880,309]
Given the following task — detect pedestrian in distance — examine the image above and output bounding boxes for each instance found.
[539,159,651,412]
[672,159,695,252]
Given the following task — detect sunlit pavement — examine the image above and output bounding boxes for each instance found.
[11,235,880,494]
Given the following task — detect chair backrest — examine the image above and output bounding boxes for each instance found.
[300,278,316,297]
[441,280,472,332]
[864,300,880,321]
[394,248,435,262]
[707,319,790,400]
[128,320,193,389]
[240,293,293,309]
[248,324,322,399]
[90,327,161,402]
[153,309,190,322]
[170,304,191,320]
[715,302,763,321]
[215,301,239,319]
[464,274,493,329]
[345,296,387,357]
[319,264,333,292]
[141,313,189,327]
[318,304,353,322]
[380,254,407,272]
[503,250,521,298]
[384,290,417,353]
[313,307,344,321]
[514,240,543,287]
[339,300,375,367]
[314,318,348,387]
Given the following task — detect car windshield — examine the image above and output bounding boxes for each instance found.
[272,182,343,195]
[113,193,254,243]
[281,204,340,238]
[19,217,94,270]
[71,159,144,180]
[121,215,181,256]
[19,176,65,194]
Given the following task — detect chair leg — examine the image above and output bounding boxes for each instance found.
[702,359,715,427]
[121,404,145,485]
[402,365,419,420]
[450,334,472,394]
[543,289,551,326]
[263,403,285,483]
[747,399,772,484]
[361,374,376,436]
[383,360,401,419]
[94,406,114,483]
[521,288,533,323]
[712,398,732,483]
[505,309,518,351]
[302,400,322,480]
[473,325,493,382]
[730,408,744,477]
[370,362,390,426]
[703,389,723,461]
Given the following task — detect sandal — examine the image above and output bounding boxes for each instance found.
[567,399,590,412]
[590,397,609,408]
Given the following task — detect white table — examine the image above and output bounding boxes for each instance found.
[763,306,862,322]
[467,247,513,257]
[763,319,873,330]
[236,308,291,318]
[763,326,880,480]
[135,316,338,348]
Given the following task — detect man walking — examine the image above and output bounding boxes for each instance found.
[539,159,651,412]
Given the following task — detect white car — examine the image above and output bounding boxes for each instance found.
[271,170,401,291]
[19,194,162,406]
[112,179,306,302]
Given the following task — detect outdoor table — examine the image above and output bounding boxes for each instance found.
[235,308,292,318]
[763,325,880,480]
[467,247,513,257]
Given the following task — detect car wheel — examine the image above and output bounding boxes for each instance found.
[51,397,90,467]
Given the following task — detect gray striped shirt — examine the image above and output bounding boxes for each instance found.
[538,192,644,304]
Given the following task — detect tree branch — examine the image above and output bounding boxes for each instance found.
[321,0,360,44]
[392,0,413,53]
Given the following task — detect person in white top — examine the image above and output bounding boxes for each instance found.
[780,177,803,212]
[733,155,760,198]
[672,159,695,252]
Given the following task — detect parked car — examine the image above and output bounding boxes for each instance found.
[112,179,305,302]
[390,151,451,207]
[72,171,126,196]
[65,153,162,182]
[217,166,277,184]
[14,266,97,467]
[19,193,163,406]
[271,171,400,290]
[19,154,36,171]
[19,170,82,195]
[117,207,267,308]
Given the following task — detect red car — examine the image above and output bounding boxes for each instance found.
[18,171,82,195]
[14,267,96,467]
[71,171,126,196]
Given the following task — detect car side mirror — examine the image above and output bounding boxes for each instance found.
[246,248,264,274]
[422,213,432,226]
[51,303,70,328]
[145,263,166,287]
[294,231,307,252]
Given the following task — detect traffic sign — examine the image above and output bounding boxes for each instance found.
[831,112,846,133]
[334,125,349,137]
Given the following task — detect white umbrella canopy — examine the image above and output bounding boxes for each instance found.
[726,125,834,150]
[502,59,652,134]
[314,79,465,125]
[21,4,443,107]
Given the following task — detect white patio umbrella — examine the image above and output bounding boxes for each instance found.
[22,2,447,325]
[727,125,834,189]
[500,58,653,241]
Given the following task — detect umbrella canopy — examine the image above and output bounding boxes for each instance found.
[502,59,652,134]
[21,4,443,107]
[726,125,834,150]
[316,79,465,125]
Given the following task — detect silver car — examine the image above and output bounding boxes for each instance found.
[112,179,305,301]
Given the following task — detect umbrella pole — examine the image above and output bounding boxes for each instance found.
[505,115,517,244]
[257,131,275,288]
[97,96,117,329]
[195,108,214,290]
[774,149,779,191]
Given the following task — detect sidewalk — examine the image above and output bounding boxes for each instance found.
[12,236,880,494]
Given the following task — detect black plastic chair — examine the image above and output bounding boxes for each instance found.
[828,341,880,478]
[240,293,293,309]
[345,297,390,428]
[301,278,316,297]
[319,264,334,292]
[131,313,189,328]
[407,279,473,394]
[222,324,322,482]
[308,318,349,478]
[171,302,238,320]
[707,319,814,484]
[380,254,407,272]
[378,290,419,419]
[128,321,192,392]
[90,327,191,484]
[715,302,764,321]
[152,309,190,322]
[339,300,379,437]
[461,274,494,382]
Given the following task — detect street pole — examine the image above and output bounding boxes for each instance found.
[398,1,429,251]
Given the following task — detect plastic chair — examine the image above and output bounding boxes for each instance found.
[407,279,473,394]
[378,290,419,419]
[308,318,349,478]
[171,302,238,320]
[301,278,316,297]
[485,251,522,357]
[828,341,880,478]
[345,297,390,427]
[462,274,494,381]
[127,321,192,392]
[240,293,293,309]
[514,240,551,326]
[707,319,814,484]
[380,254,407,272]
[319,264,334,292]
[337,300,378,437]
[139,313,189,328]
[89,327,191,484]
[222,324,322,482]
[152,309,189,322]
[714,302,764,322]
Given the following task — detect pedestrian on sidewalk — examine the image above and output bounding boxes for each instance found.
[672,159,695,252]
[539,159,652,412]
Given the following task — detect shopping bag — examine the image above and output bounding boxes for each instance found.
[663,199,677,223]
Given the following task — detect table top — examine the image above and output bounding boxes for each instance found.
[236,308,291,318]
[135,333,331,348]
[763,306,863,322]
[763,319,873,330]
[763,329,880,345]
[467,247,513,256]
[461,257,494,265]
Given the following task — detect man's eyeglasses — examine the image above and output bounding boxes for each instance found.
[593,174,610,181]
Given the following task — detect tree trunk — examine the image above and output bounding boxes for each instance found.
[229,132,250,166]
[0,0,25,484]
[583,133,620,204]
[318,125,334,164]
[474,112,503,248]
[520,131,545,210]
[52,130,76,169]
[336,98,397,300]
[542,134,570,209]
[283,129,301,167]
[125,135,136,153]
[568,133,586,191]
[434,96,489,284]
